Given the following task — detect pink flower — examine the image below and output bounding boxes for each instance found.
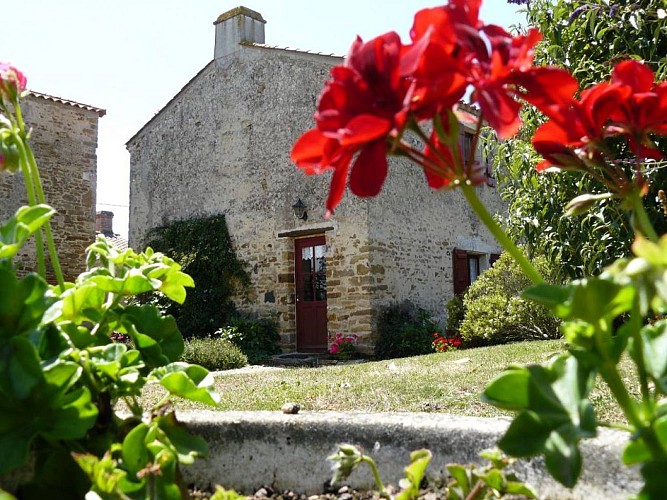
[0,63,27,102]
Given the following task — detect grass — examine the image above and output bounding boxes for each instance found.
[139,339,632,422]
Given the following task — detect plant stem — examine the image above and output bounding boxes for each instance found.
[630,297,653,413]
[630,191,659,242]
[361,456,387,497]
[598,360,666,461]
[15,137,47,277]
[461,183,544,285]
[25,145,65,290]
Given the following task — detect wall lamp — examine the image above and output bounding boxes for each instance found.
[292,198,308,221]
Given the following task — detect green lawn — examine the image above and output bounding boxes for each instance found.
[140,339,632,422]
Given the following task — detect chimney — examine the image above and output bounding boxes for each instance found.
[214,6,266,59]
[96,211,114,236]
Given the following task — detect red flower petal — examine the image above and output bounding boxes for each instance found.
[612,60,654,93]
[339,114,392,146]
[349,140,388,197]
[290,129,328,169]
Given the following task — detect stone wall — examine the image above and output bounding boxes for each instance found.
[0,93,101,282]
[128,41,504,351]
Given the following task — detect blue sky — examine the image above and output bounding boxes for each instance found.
[2,1,525,237]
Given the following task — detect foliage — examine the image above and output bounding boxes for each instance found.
[329,333,359,360]
[446,448,536,499]
[181,336,248,371]
[145,215,251,338]
[483,237,667,493]
[432,332,462,352]
[493,0,667,280]
[445,294,465,334]
[0,67,219,498]
[459,252,561,346]
[328,444,535,500]
[375,302,438,360]
[216,316,281,364]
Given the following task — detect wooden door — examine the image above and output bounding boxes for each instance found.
[295,236,328,352]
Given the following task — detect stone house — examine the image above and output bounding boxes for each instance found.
[127,7,504,353]
[0,91,105,282]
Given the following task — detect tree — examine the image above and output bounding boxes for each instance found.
[495,0,667,279]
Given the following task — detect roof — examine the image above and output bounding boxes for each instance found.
[27,91,106,117]
[97,231,129,252]
[243,42,343,59]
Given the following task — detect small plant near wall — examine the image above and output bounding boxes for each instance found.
[329,333,360,360]
[0,63,219,498]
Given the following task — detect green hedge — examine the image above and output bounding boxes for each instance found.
[217,316,281,364]
[375,301,437,359]
[459,252,561,346]
[181,336,248,371]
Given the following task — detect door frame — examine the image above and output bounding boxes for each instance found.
[294,235,328,352]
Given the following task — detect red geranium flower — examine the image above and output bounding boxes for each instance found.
[291,32,410,215]
[531,80,631,171]
[606,60,667,160]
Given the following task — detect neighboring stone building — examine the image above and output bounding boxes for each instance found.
[127,7,504,353]
[0,91,105,281]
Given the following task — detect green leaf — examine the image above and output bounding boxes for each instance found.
[122,422,150,475]
[159,270,195,304]
[480,468,504,491]
[522,283,570,310]
[0,205,55,259]
[122,305,184,367]
[499,411,552,456]
[47,283,106,323]
[396,449,431,500]
[623,437,651,465]
[446,464,471,494]
[0,336,43,399]
[567,278,634,323]
[0,270,52,338]
[482,367,530,410]
[544,429,582,488]
[151,362,220,406]
[505,481,537,498]
[0,360,97,475]
[639,321,667,391]
[156,412,208,465]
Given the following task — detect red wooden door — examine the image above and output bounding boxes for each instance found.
[295,236,328,352]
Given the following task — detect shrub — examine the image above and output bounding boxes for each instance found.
[217,316,281,364]
[181,336,248,371]
[459,252,561,346]
[375,301,437,359]
[445,294,465,333]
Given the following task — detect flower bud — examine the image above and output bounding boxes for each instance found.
[0,134,20,173]
[565,193,612,216]
[0,63,27,103]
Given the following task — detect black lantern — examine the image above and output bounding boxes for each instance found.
[292,198,308,221]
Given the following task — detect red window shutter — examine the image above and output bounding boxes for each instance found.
[453,248,469,296]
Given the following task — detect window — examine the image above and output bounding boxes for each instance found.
[460,130,496,187]
[452,249,499,295]
[461,131,474,166]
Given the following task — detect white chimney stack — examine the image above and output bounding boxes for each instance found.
[214,6,266,59]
